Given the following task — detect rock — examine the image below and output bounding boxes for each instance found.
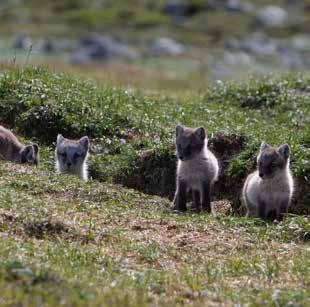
[225,33,279,56]
[163,1,203,18]
[12,33,32,50]
[256,6,288,27]
[55,39,74,51]
[211,62,232,78]
[70,45,119,64]
[71,34,138,64]
[225,37,242,50]
[211,51,253,78]
[70,48,95,65]
[80,34,138,60]
[225,0,253,13]
[280,50,304,69]
[80,34,108,47]
[289,35,310,53]
[241,33,278,56]
[148,37,185,56]
[163,1,187,18]
[36,38,55,53]
[223,51,253,66]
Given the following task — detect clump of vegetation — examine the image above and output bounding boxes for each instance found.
[207,75,309,108]
[0,67,133,142]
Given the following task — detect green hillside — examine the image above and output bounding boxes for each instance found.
[0,66,309,305]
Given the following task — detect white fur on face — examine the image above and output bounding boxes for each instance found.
[55,135,89,181]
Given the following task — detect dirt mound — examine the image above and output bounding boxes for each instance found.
[116,149,177,200]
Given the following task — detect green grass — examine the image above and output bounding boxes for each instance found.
[0,161,309,306]
[0,66,309,305]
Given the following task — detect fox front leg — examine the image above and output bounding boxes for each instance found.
[258,200,267,219]
[276,200,289,221]
[192,190,201,212]
[173,180,187,212]
[201,180,211,213]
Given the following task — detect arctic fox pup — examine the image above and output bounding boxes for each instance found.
[173,125,219,213]
[55,134,89,181]
[0,125,39,165]
[242,142,294,220]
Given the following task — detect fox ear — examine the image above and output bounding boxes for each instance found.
[24,145,33,156]
[79,136,89,151]
[32,143,39,155]
[278,143,290,159]
[195,127,205,140]
[57,134,64,145]
[260,142,270,152]
[176,125,184,137]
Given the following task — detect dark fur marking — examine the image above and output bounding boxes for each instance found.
[192,190,201,212]
[201,180,211,212]
[258,199,266,219]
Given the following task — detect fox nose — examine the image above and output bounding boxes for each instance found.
[67,162,72,167]
[179,155,184,161]
[259,172,264,178]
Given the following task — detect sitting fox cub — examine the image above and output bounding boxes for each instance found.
[55,134,89,181]
[242,142,294,220]
[0,125,39,165]
[173,125,219,213]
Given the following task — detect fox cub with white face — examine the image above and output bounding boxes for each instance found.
[173,125,219,213]
[242,142,294,220]
[0,125,39,165]
[55,134,89,181]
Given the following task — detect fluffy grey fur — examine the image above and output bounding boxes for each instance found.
[173,125,219,213]
[242,142,294,220]
[0,125,39,165]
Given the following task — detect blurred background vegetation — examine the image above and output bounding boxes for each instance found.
[0,0,309,92]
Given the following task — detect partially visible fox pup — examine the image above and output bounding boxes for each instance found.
[0,125,39,165]
[242,142,294,220]
[173,125,219,213]
[55,134,89,181]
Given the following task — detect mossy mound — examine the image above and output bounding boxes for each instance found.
[0,67,133,143]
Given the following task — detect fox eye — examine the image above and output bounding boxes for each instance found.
[73,153,82,159]
[59,152,67,158]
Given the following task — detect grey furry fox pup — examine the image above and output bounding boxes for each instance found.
[55,134,89,181]
[0,125,39,165]
[173,125,219,213]
[242,142,294,220]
